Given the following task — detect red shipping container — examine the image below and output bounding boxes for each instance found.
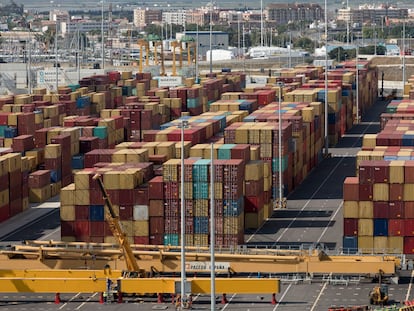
[149,200,164,217]
[61,221,75,236]
[9,186,20,202]
[244,194,264,212]
[343,218,358,236]
[9,198,22,217]
[0,174,9,191]
[150,216,165,235]
[244,179,264,197]
[74,221,90,236]
[389,201,404,219]
[388,219,405,236]
[405,161,414,183]
[9,170,22,187]
[0,113,9,125]
[405,202,414,219]
[75,205,90,220]
[343,177,359,201]
[134,236,150,245]
[404,237,414,254]
[405,219,414,236]
[149,234,164,245]
[90,221,105,237]
[134,186,149,205]
[359,184,373,201]
[118,189,135,206]
[164,216,180,234]
[118,205,133,220]
[373,202,390,219]
[372,161,389,183]
[148,176,164,199]
[389,183,403,201]
[28,170,51,188]
[0,204,10,223]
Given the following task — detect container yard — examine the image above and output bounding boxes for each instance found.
[4,60,414,311]
[0,61,378,247]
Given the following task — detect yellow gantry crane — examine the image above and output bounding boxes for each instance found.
[92,174,145,277]
[137,38,149,74]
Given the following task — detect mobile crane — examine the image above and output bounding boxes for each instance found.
[92,173,146,278]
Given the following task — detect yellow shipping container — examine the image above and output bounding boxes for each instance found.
[404,184,414,201]
[245,208,265,229]
[60,184,75,205]
[389,160,405,184]
[343,201,359,218]
[373,183,389,201]
[358,219,373,236]
[245,161,264,181]
[358,236,374,253]
[103,171,120,189]
[0,189,9,206]
[250,145,261,160]
[133,220,149,236]
[358,201,373,218]
[119,171,138,189]
[362,134,377,149]
[120,220,134,236]
[388,236,403,253]
[193,234,208,246]
[374,237,388,253]
[29,185,51,203]
[44,144,61,159]
[74,189,90,205]
[2,153,21,172]
[60,205,76,221]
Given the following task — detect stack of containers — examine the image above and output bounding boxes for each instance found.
[244,161,265,229]
[224,122,293,199]
[60,164,151,243]
[1,153,24,218]
[342,159,409,254]
[148,175,165,245]
[28,170,51,203]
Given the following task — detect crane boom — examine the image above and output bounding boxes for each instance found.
[93,174,142,276]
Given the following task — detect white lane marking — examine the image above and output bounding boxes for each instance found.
[75,292,97,310]
[317,201,343,243]
[272,156,345,244]
[59,292,80,309]
[405,270,414,302]
[220,293,236,311]
[272,283,292,310]
[41,227,61,241]
[310,282,327,311]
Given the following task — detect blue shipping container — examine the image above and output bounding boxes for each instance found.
[374,219,388,236]
[90,205,105,221]
[4,127,17,138]
[71,155,84,169]
[194,216,209,234]
[343,236,358,254]
[50,169,62,183]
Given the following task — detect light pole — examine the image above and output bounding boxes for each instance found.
[51,1,58,92]
[209,3,213,74]
[178,119,189,308]
[277,81,285,209]
[403,19,406,88]
[324,0,329,157]
[356,45,359,124]
[101,0,105,70]
[237,12,241,59]
[209,143,215,310]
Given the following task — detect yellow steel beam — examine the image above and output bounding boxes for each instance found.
[191,278,280,294]
[0,269,122,278]
[0,278,107,293]
[120,278,176,294]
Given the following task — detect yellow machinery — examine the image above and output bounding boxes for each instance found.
[137,38,149,73]
[369,270,389,306]
[171,40,181,76]
[93,173,144,277]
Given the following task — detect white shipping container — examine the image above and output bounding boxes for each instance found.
[133,205,149,221]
